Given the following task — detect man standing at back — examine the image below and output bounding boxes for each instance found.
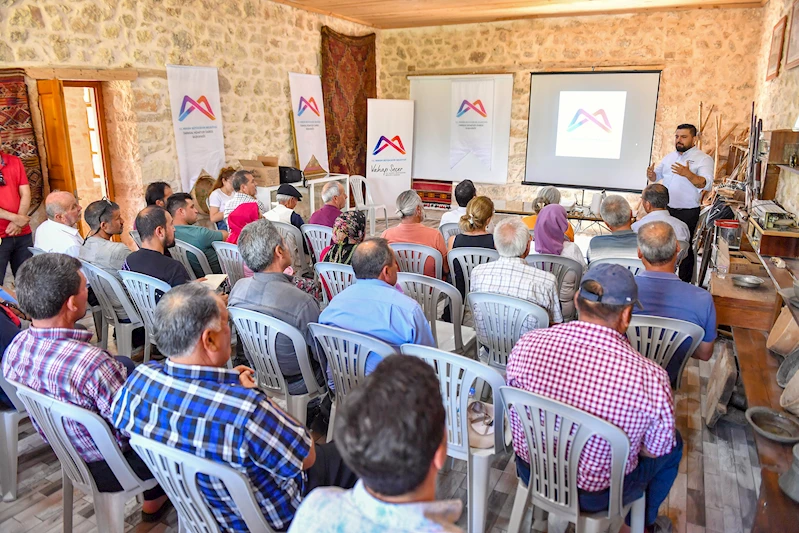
[123,206,191,287]
[166,193,227,276]
[34,191,83,257]
[440,180,476,229]
[0,150,33,279]
[587,195,639,263]
[309,181,346,227]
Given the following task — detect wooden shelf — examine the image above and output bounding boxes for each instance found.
[777,164,799,176]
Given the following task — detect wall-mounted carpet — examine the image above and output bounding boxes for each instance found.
[0,69,43,214]
[321,27,376,177]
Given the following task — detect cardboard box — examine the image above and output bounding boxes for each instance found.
[239,156,279,188]
[729,251,768,276]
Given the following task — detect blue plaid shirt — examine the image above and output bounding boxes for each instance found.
[111,360,312,531]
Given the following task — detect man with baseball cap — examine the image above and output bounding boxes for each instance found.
[506,264,682,533]
[264,183,305,231]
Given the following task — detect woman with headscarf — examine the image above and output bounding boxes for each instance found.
[522,186,575,241]
[320,211,366,264]
[533,204,587,320]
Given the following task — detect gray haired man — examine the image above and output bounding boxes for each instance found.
[309,181,346,227]
[265,183,305,230]
[587,195,639,263]
[223,170,268,217]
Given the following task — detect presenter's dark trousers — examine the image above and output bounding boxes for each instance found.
[668,206,701,283]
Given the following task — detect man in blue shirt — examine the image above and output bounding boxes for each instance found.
[319,238,434,375]
[634,221,716,386]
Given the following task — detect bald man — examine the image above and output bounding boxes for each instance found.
[34,191,84,257]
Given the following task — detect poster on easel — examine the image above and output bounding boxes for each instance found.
[450,78,494,170]
[288,72,329,176]
[166,65,225,192]
[366,99,414,212]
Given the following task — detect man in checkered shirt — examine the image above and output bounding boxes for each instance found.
[111,283,358,532]
[506,263,682,533]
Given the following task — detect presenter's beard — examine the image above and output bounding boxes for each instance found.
[675,143,690,153]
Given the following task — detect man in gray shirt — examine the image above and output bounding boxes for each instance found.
[228,219,324,396]
[587,195,640,263]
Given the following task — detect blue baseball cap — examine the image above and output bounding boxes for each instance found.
[579,263,643,309]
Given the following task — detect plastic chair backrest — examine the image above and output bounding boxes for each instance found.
[349,175,377,208]
[129,230,142,249]
[212,241,246,287]
[272,221,311,276]
[28,247,46,256]
[301,224,333,263]
[0,372,25,413]
[172,239,213,280]
[397,272,465,350]
[627,315,704,389]
[525,254,583,295]
[308,323,394,403]
[589,257,646,276]
[118,271,171,336]
[676,240,690,268]
[81,261,142,327]
[314,262,356,306]
[401,344,505,458]
[467,292,549,368]
[392,242,443,279]
[440,222,461,243]
[228,307,322,397]
[447,247,499,294]
[129,434,276,533]
[13,384,144,496]
[499,386,631,521]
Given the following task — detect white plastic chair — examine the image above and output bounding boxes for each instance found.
[500,387,646,533]
[676,240,690,270]
[397,272,476,355]
[308,323,395,442]
[467,292,549,370]
[314,262,356,306]
[401,344,506,533]
[447,247,499,295]
[212,241,246,288]
[119,271,171,363]
[13,384,158,533]
[440,222,461,243]
[349,175,388,235]
[172,239,214,280]
[301,224,333,263]
[228,307,323,425]
[627,315,705,389]
[589,257,646,276]
[129,434,276,533]
[129,230,142,249]
[392,242,443,279]
[272,221,312,277]
[81,261,144,358]
[525,254,584,321]
[0,374,29,501]
[27,246,46,256]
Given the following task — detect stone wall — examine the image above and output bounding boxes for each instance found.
[379,9,763,202]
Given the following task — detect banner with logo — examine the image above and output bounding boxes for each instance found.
[450,79,494,170]
[288,72,329,175]
[166,65,225,192]
[366,99,414,213]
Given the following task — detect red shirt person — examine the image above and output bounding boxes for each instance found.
[0,152,33,277]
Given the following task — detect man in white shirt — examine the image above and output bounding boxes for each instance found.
[632,184,691,243]
[264,183,305,230]
[34,191,83,257]
[647,123,713,282]
[439,180,475,228]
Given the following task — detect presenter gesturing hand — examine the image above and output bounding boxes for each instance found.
[646,163,657,182]
[670,161,706,189]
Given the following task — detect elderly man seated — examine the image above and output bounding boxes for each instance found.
[507,264,682,533]
[382,190,448,278]
[123,206,191,288]
[111,283,357,532]
[635,221,716,386]
[166,192,227,276]
[587,195,640,263]
[264,183,305,230]
[223,170,268,218]
[471,217,562,329]
[290,355,462,532]
[309,181,346,227]
[34,191,83,257]
[632,184,690,243]
[3,253,168,520]
[229,219,325,396]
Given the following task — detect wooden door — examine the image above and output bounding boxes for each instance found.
[37,79,77,196]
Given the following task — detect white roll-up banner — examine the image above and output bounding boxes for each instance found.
[366,99,414,213]
[288,72,329,175]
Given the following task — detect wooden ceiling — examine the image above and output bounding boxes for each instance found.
[273,0,763,28]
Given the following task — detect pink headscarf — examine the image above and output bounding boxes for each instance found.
[534,204,568,255]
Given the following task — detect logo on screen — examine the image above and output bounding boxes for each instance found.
[372,135,406,155]
[456,99,487,118]
[178,95,215,121]
[297,96,320,117]
[566,108,612,133]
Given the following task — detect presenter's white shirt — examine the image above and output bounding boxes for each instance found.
[631,209,691,242]
[654,146,714,209]
[34,219,82,258]
[439,206,466,228]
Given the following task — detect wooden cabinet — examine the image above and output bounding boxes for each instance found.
[760,129,799,200]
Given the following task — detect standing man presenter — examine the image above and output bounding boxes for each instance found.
[647,124,713,283]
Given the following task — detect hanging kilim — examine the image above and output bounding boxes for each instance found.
[412,179,453,210]
[0,69,44,214]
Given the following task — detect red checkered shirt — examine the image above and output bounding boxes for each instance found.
[505,320,676,492]
[2,327,128,463]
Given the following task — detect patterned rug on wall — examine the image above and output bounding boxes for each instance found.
[412,179,453,210]
[321,26,376,177]
[0,68,43,214]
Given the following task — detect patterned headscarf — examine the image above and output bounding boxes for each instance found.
[326,211,366,264]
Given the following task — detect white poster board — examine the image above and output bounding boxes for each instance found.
[366,99,414,214]
[166,65,225,192]
[410,74,512,185]
[288,73,329,174]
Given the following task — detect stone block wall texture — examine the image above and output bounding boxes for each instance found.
[378,9,764,202]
